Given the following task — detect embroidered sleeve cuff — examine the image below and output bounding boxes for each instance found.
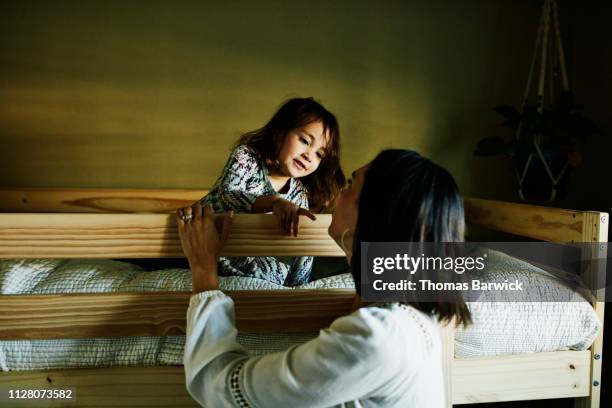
[229,359,253,407]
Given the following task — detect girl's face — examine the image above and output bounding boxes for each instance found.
[277,120,328,178]
[328,164,369,255]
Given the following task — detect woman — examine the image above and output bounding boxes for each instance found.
[177,149,470,407]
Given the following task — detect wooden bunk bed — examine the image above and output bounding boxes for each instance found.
[0,187,607,407]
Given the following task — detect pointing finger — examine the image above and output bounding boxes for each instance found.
[298,208,317,221]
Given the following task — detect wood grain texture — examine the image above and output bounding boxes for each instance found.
[453,350,591,403]
[440,319,455,408]
[0,366,198,407]
[0,187,205,213]
[2,200,606,259]
[575,211,609,408]
[0,290,356,339]
[0,188,598,243]
[0,350,591,407]
[0,213,344,258]
[464,198,588,243]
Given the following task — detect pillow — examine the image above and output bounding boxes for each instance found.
[454,249,600,357]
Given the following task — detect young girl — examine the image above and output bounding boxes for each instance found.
[198,97,345,286]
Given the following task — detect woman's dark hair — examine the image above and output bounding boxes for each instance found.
[236,97,345,212]
[350,149,471,326]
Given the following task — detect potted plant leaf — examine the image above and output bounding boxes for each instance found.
[475,91,600,201]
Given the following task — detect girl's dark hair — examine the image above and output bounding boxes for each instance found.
[350,149,471,326]
[236,97,345,212]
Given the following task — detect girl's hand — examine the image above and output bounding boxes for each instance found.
[271,197,316,237]
[177,203,233,292]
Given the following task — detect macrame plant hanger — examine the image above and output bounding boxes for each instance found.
[516,0,570,202]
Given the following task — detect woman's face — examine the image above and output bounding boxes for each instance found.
[328,163,369,253]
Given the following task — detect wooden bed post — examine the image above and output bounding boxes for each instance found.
[440,318,455,407]
[575,211,608,408]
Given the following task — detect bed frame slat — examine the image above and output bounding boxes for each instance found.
[453,350,591,403]
[0,187,205,213]
[0,213,344,258]
[0,187,593,244]
[1,200,598,258]
[0,290,356,339]
[464,198,588,243]
[0,351,592,407]
[0,366,198,407]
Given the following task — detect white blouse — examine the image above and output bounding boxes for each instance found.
[184,291,445,408]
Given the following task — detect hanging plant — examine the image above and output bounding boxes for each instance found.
[475,92,600,200]
[474,0,601,202]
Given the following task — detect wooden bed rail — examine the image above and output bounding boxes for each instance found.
[0,351,592,407]
[0,290,356,339]
[0,197,606,260]
[0,187,603,243]
[0,213,343,258]
[0,187,205,213]
[464,198,597,243]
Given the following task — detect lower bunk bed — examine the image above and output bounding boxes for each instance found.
[0,188,608,407]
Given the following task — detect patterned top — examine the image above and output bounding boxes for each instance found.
[199,145,313,286]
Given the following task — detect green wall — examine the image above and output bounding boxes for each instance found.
[0,0,544,200]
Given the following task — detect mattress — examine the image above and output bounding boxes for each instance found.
[0,251,600,371]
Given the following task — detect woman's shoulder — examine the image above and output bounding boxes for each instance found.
[330,304,439,356]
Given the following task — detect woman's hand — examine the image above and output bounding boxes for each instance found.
[177,203,233,292]
[271,197,316,237]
